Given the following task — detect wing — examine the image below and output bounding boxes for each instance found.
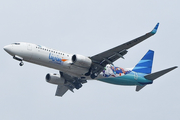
[55,71,87,97]
[89,23,159,78]
[55,85,69,97]
[91,23,159,67]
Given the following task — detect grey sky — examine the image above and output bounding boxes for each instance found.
[0,0,180,120]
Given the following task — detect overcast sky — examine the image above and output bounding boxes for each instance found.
[0,0,180,120]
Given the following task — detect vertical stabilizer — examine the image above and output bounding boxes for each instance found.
[132,50,154,74]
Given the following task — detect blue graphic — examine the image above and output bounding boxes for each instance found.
[49,53,62,64]
[102,65,131,77]
[132,50,154,74]
[151,23,159,34]
[37,45,42,48]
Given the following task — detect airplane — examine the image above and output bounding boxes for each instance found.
[3,23,178,97]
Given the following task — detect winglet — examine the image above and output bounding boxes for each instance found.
[151,23,159,34]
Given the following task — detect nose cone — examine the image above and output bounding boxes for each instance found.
[3,45,13,55]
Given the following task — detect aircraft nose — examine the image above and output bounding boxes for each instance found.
[3,45,13,54]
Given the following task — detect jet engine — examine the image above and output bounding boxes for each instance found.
[46,73,65,85]
[72,54,92,68]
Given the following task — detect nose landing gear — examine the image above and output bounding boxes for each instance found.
[19,61,24,66]
[13,55,24,66]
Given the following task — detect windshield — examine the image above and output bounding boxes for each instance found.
[12,43,20,45]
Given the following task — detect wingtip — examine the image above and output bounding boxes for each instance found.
[151,23,159,34]
[174,66,178,69]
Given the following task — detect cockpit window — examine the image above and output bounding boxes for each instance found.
[12,43,20,45]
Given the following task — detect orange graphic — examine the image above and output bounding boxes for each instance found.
[61,59,67,62]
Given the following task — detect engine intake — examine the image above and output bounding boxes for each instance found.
[72,54,92,68]
[46,73,65,85]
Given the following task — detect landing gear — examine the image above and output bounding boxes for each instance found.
[91,73,98,79]
[85,67,92,76]
[13,55,24,66]
[74,82,82,89]
[85,67,98,79]
[19,61,24,66]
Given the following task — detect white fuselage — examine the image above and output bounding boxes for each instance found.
[4,42,94,78]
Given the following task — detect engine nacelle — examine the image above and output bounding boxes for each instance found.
[72,54,92,68]
[46,73,65,85]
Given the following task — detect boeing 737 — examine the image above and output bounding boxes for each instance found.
[3,23,177,97]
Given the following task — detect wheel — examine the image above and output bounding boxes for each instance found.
[90,73,97,79]
[19,62,24,66]
[73,80,82,89]
[85,67,92,76]
[85,72,90,76]
[75,83,82,89]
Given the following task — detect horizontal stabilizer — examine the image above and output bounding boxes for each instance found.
[136,85,146,92]
[144,66,178,80]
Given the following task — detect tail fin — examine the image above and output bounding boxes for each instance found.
[144,66,178,80]
[132,50,154,74]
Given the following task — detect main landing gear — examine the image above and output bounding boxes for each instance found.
[90,73,98,79]
[85,67,98,79]
[74,82,82,89]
